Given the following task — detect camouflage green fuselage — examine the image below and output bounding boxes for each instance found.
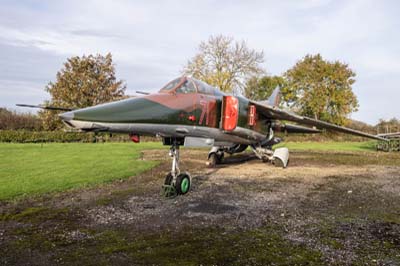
[70,92,270,138]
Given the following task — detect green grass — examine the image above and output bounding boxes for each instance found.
[277,141,376,151]
[0,141,379,201]
[0,142,162,200]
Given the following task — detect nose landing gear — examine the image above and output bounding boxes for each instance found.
[161,141,191,198]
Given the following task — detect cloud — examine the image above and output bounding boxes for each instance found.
[0,0,399,123]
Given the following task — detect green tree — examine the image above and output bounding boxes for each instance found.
[283,54,358,125]
[183,35,265,93]
[40,53,126,130]
[244,75,286,101]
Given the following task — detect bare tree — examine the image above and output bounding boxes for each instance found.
[183,35,265,93]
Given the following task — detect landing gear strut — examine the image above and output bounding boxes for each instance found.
[161,142,191,198]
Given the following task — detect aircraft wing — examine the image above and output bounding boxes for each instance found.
[16,104,74,111]
[251,101,387,141]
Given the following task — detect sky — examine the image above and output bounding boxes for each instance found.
[0,0,399,124]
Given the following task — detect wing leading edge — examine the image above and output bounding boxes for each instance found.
[16,104,74,111]
[251,101,387,141]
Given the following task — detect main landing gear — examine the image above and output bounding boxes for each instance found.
[207,144,248,168]
[161,141,191,198]
[207,146,224,168]
[207,144,289,168]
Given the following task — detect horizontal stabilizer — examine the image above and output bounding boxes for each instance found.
[377,132,400,138]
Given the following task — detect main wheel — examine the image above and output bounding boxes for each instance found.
[164,172,173,185]
[161,172,177,198]
[175,173,191,195]
[208,152,223,168]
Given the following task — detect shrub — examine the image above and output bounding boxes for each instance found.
[0,130,160,143]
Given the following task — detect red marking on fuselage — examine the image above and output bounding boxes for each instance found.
[248,105,256,126]
[145,93,197,112]
[199,100,209,125]
[144,92,219,127]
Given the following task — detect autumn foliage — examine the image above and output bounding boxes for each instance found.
[282,54,359,126]
[39,53,126,130]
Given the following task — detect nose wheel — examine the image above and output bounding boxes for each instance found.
[161,143,191,198]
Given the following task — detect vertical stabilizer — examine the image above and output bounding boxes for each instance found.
[267,86,281,107]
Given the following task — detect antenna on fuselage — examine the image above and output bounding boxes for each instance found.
[135,91,150,95]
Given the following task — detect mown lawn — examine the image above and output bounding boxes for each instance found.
[0,142,163,201]
[277,141,376,152]
[0,141,377,201]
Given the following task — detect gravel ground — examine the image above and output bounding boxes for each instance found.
[1,148,400,265]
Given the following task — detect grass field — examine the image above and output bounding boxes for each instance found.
[0,141,377,201]
[0,142,162,200]
[277,140,376,151]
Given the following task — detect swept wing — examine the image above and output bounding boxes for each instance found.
[251,101,386,141]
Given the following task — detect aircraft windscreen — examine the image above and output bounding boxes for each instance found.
[159,77,222,95]
[159,77,182,92]
[176,80,196,94]
[159,77,197,94]
[192,78,218,95]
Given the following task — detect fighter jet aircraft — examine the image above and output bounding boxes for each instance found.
[18,76,387,197]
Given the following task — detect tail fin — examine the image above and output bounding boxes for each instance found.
[267,86,281,107]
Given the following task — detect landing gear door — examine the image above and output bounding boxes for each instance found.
[221,96,239,131]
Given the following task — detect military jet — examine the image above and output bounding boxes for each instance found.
[18,76,386,197]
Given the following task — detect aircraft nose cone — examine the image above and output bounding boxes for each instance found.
[59,111,74,121]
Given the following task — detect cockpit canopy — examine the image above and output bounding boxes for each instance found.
[159,76,223,96]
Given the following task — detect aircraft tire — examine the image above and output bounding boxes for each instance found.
[164,172,173,185]
[176,173,191,195]
[208,152,223,168]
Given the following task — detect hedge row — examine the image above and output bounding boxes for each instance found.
[0,130,136,143]
[1,130,369,143]
[279,132,370,142]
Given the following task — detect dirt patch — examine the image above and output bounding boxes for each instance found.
[1,149,400,265]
